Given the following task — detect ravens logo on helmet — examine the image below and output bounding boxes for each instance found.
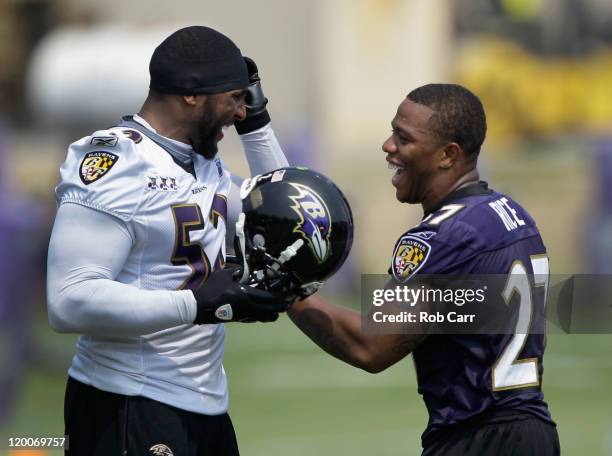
[235,167,353,297]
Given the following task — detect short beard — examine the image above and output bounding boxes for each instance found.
[191,98,223,160]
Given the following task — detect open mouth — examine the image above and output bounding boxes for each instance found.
[388,162,407,186]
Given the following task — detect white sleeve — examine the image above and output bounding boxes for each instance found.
[240,122,289,174]
[226,123,290,239]
[47,203,197,336]
[233,123,289,185]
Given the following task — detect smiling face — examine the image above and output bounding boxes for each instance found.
[191,88,247,159]
[382,99,447,204]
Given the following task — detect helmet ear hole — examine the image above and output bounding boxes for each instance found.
[252,234,266,248]
[236,167,354,296]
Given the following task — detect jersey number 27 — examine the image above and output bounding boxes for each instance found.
[492,255,549,391]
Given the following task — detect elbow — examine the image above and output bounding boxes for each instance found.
[353,350,390,374]
[47,295,78,333]
[48,313,68,333]
[363,364,386,374]
[360,360,388,374]
[47,306,71,333]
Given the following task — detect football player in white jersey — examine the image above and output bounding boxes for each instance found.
[47,26,290,455]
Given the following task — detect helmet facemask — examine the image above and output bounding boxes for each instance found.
[234,213,321,298]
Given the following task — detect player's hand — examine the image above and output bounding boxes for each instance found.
[235,56,271,134]
[192,266,290,324]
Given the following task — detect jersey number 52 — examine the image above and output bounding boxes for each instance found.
[170,197,227,291]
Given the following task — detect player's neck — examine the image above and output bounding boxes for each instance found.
[138,100,191,145]
[422,168,480,213]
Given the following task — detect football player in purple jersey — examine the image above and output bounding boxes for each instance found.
[289,84,560,455]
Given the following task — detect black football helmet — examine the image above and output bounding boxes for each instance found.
[234,167,354,298]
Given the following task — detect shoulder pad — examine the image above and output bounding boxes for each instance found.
[55,129,147,221]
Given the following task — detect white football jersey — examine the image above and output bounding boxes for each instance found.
[56,116,234,414]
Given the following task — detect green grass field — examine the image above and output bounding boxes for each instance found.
[1,305,611,455]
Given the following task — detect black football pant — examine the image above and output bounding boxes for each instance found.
[64,376,240,456]
[421,412,560,456]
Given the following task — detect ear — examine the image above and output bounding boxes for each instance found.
[439,142,462,169]
[183,94,206,107]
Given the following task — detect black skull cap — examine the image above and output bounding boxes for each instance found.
[149,26,249,95]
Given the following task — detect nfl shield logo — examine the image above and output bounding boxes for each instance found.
[215,304,233,321]
[392,234,431,282]
[79,151,119,185]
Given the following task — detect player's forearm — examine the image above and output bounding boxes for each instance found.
[47,276,196,336]
[289,295,427,373]
[288,295,381,372]
[239,123,289,175]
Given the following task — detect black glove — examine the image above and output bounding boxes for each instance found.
[235,56,271,134]
[193,266,290,324]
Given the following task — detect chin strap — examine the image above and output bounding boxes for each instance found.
[300,281,323,297]
[269,239,304,273]
[235,213,250,283]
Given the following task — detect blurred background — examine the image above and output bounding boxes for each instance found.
[1,0,612,454]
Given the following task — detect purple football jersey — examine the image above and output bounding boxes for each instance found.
[389,182,554,445]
